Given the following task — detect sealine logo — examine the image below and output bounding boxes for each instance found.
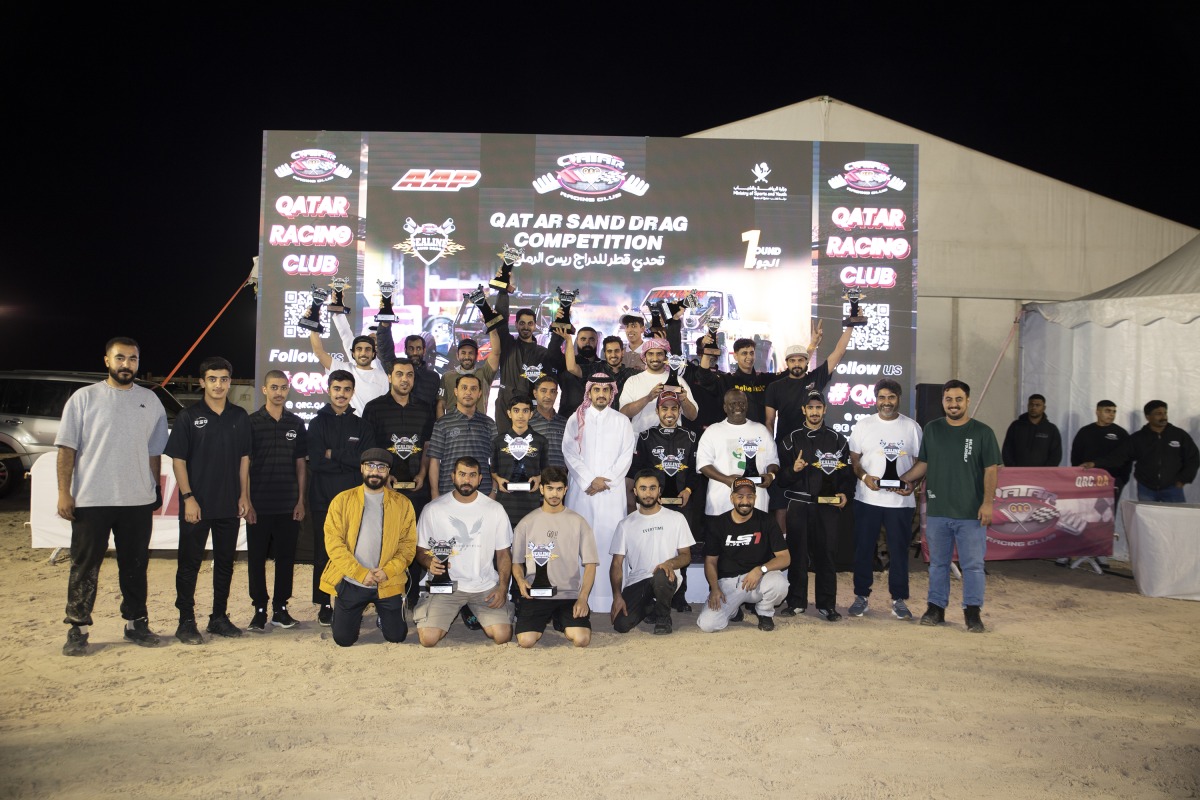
[393,168,482,192]
[533,152,649,202]
[828,161,907,195]
[275,149,353,183]
[393,217,465,267]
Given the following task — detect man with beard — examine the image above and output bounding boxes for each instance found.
[847,379,923,620]
[618,338,698,434]
[598,335,640,397]
[529,376,567,469]
[776,392,854,621]
[609,470,696,635]
[900,380,1001,633]
[166,356,252,643]
[697,390,779,516]
[57,337,169,656]
[306,370,376,626]
[436,335,500,419]
[511,466,599,648]
[308,329,388,415]
[413,457,514,646]
[375,323,440,411]
[697,479,790,633]
[563,373,636,609]
[547,325,600,418]
[494,288,550,434]
[319,449,416,647]
[1002,394,1063,467]
[243,370,308,632]
[428,373,498,499]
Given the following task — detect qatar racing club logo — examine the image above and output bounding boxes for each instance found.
[532,152,649,202]
[827,161,907,195]
[275,149,353,183]
[393,217,465,267]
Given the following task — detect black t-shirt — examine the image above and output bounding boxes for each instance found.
[247,407,307,514]
[362,392,435,484]
[764,362,832,441]
[704,509,786,578]
[165,400,252,519]
[720,369,781,425]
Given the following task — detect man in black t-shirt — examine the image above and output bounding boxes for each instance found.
[696,478,790,633]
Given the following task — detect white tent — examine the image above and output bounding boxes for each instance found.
[1020,234,1200,512]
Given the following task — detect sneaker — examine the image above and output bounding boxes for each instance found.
[654,618,673,635]
[777,606,806,617]
[175,619,205,645]
[63,626,89,656]
[248,609,268,632]
[891,599,913,621]
[815,607,842,622]
[849,596,869,617]
[919,603,945,626]
[460,606,482,631]
[1055,557,1070,567]
[317,604,333,626]
[730,607,745,623]
[206,614,243,638]
[757,615,775,632]
[271,607,298,628]
[123,618,161,647]
[964,605,985,633]
[671,597,692,613]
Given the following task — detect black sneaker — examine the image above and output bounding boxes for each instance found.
[730,607,745,623]
[757,615,775,632]
[964,605,985,633]
[63,626,89,656]
[777,606,806,617]
[654,618,673,635]
[317,604,333,626]
[206,614,243,638]
[247,608,268,632]
[460,606,482,631]
[123,618,161,647]
[671,597,692,613]
[271,607,298,628]
[815,607,842,622]
[175,619,204,645]
[919,603,946,626]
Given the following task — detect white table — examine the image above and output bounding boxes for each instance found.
[1122,500,1200,600]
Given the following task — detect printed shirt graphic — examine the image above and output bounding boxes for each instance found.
[417,493,513,592]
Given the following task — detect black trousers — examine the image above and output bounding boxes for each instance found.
[311,509,330,606]
[247,513,299,610]
[64,504,154,626]
[332,580,408,646]
[785,500,840,611]
[612,571,675,633]
[175,516,239,621]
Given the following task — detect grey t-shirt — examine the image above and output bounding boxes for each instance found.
[55,381,169,507]
[512,507,599,599]
[347,490,385,587]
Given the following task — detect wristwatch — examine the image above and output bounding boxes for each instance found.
[760,565,768,574]
[181,492,194,500]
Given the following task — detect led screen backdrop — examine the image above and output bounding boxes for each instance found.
[257,131,918,433]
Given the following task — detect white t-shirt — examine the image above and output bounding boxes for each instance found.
[847,413,923,508]
[696,419,779,514]
[609,506,695,589]
[417,492,514,593]
[619,369,696,434]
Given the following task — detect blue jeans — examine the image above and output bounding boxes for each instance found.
[926,516,986,609]
[1137,484,1185,503]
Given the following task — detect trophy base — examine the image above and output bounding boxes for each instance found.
[818,496,842,504]
[327,305,352,316]
[660,497,684,506]
[878,479,907,490]
[506,482,532,492]
[392,481,416,491]
[488,278,510,290]
[299,318,323,333]
[429,582,457,595]
[375,313,398,323]
[843,316,868,328]
[529,586,557,598]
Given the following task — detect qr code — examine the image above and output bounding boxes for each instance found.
[284,291,331,339]
[844,302,889,351]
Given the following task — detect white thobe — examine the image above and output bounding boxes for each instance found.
[618,369,696,434]
[563,405,635,607]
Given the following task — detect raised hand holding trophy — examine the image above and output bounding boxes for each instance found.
[554,286,579,334]
[327,277,352,315]
[299,285,330,333]
[465,284,504,330]
[843,289,869,328]
[666,289,700,320]
[490,243,523,290]
[427,538,457,594]
[527,541,557,598]
[376,279,398,323]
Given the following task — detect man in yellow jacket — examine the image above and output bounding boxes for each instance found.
[319,448,417,646]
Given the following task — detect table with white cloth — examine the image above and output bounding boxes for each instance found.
[1121,500,1200,600]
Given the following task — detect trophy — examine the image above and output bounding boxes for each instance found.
[389,434,419,490]
[666,289,700,320]
[504,434,533,492]
[327,277,352,316]
[842,289,869,328]
[527,541,557,598]
[490,243,523,290]
[465,285,504,331]
[376,279,398,323]
[665,353,686,388]
[739,437,762,484]
[299,285,330,333]
[653,446,686,505]
[878,441,909,490]
[816,449,844,504]
[427,539,456,594]
[554,286,579,334]
[646,301,667,333]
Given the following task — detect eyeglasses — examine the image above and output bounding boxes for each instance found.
[363,462,390,473]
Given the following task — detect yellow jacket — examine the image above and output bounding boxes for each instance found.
[319,486,417,599]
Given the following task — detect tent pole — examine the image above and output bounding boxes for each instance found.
[972,311,1022,417]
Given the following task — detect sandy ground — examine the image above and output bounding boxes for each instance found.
[0,480,1197,800]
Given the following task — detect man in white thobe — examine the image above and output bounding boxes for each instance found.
[563,373,635,608]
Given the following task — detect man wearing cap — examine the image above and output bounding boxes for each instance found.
[618,337,698,434]
[563,373,636,609]
[436,333,501,419]
[697,390,780,516]
[319,448,416,646]
[620,313,648,371]
[697,478,790,632]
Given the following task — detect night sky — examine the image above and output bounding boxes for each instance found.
[6,7,1197,378]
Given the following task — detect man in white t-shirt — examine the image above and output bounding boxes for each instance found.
[618,337,698,434]
[609,470,696,635]
[697,390,779,516]
[847,379,923,620]
[308,316,389,414]
[413,457,514,646]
